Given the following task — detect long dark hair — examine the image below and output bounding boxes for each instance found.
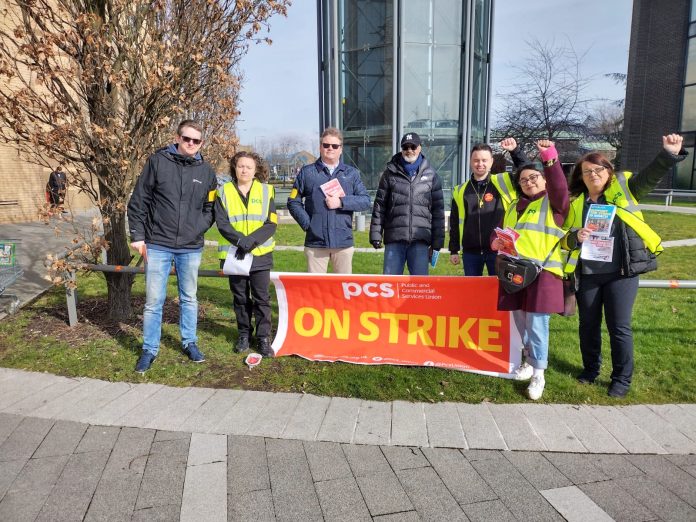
[229,151,269,183]
[569,152,615,197]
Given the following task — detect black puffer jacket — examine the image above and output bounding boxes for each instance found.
[370,154,445,249]
[128,146,217,249]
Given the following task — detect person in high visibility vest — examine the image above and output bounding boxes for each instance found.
[563,134,686,398]
[491,140,569,401]
[215,151,278,357]
[449,138,529,276]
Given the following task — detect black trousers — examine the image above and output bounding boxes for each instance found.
[227,269,272,340]
[576,272,639,390]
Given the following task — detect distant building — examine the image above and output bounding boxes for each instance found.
[623,0,694,189]
[317,0,494,192]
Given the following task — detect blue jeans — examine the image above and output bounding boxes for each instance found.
[383,241,430,275]
[142,249,202,356]
[512,310,550,369]
[462,251,497,276]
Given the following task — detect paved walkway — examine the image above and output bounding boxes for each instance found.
[1,367,695,521]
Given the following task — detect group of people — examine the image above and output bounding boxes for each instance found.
[126,118,685,403]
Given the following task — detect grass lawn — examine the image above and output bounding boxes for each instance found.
[1,215,695,405]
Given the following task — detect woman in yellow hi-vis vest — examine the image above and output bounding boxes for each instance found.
[491,140,569,401]
[215,151,278,357]
[563,134,686,398]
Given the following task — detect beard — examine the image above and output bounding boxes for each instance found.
[402,153,418,164]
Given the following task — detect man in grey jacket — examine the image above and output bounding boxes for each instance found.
[287,127,371,273]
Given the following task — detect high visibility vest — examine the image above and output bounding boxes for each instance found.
[564,171,663,273]
[217,180,276,259]
[452,171,517,249]
[503,196,567,277]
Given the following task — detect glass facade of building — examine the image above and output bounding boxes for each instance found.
[318,0,494,193]
[678,0,696,189]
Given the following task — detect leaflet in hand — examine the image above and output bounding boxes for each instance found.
[584,204,616,237]
[320,178,345,197]
[430,249,440,268]
[222,246,253,276]
[581,236,615,262]
[494,227,520,259]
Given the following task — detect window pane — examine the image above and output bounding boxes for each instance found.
[681,85,696,131]
[674,146,695,189]
[686,38,696,84]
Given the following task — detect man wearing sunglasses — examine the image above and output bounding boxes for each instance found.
[128,119,218,373]
[288,127,371,273]
[370,132,445,275]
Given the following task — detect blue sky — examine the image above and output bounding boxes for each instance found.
[236,0,633,152]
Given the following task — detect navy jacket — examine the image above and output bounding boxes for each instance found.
[287,159,371,248]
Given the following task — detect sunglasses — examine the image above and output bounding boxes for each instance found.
[321,142,341,150]
[180,135,202,145]
[402,144,418,151]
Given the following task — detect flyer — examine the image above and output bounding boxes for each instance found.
[494,227,520,259]
[584,204,616,237]
[222,246,253,276]
[319,178,345,197]
[580,235,615,262]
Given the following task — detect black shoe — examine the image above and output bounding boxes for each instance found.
[607,383,628,398]
[135,352,156,373]
[577,372,596,385]
[258,338,274,358]
[235,336,250,353]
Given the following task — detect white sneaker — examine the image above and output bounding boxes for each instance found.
[514,362,533,381]
[526,375,545,400]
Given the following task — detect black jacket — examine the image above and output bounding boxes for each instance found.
[127,146,217,249]
[370,154,445,249]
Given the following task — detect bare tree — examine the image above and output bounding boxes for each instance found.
[0,0,289,320]
[493,38,592,144]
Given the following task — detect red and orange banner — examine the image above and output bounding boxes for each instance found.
[270,273,523,379]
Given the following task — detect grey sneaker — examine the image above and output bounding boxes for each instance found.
[184,342,205,363]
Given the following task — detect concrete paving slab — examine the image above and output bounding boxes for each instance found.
[187,433,226,466]
[213,390,274,435]
[75,425,121,454]
[462,499,517,521]
[551,404,626,453]
[58,381,133,423]
[304,441,353,483]
[397,466,468,521]
[281,393,330,441]
[0,416,54,461]
[421,447,497,505]
[315,476,372,521]
[0,458,27,500]
[246,392,302,438]
[0,371,60,411]
[154,429,190,441]
[503,451,573,490]
[228,489,275,522]
[228,435,270,494]
[685,465,696,479]
[131,503,180,521]
[585,453,643,480]
[33,420,87,458]
[579,480,656,522]
[458,403,507,450]
[614,474,696,521]
[355,471,414,517]
[316,397,361,444]
[35,449,110,522]
[266,438,323,522]
[180,461,226,522]
[177,388,243,433]
[649,403,696,443]
[135,437,188,510]
[342,443,391,477]
[117,385,188,428]
[145,386,215,431]
[587,405,666,454]
[520,404,586,452]
[2,376,82,416]
[84,382,163,425]
[353,400,392,445]
[31,378,109,420]
[380,445,429,471]
[390,400,428,447]
[541,486,614,522]
[627,454,696,507]
[622,404,696,454]
[372,511,421,521]
[488,403,546,451]
[424,401,467,448]
[0,412,22,446]
[543,452,609,484]
[0,455,68,521]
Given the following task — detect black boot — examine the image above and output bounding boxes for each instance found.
[234,335,250,353]
[258,338,274,357]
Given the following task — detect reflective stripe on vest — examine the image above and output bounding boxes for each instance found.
[490,172,517,211]
[452,182,467,251]
[503,196,566,277]
[217,181,275,259]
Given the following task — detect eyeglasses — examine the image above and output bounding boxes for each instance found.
[180,135,202,145]
[518,173,541,186]
[402,144,418,152]
[582,166,606,176]
[321,143,341,150]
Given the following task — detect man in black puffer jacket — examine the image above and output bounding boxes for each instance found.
[370,132,445,275]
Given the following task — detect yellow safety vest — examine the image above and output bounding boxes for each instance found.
[563,171,662,273]
[217,180,276,259]
[503,196,567,277]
